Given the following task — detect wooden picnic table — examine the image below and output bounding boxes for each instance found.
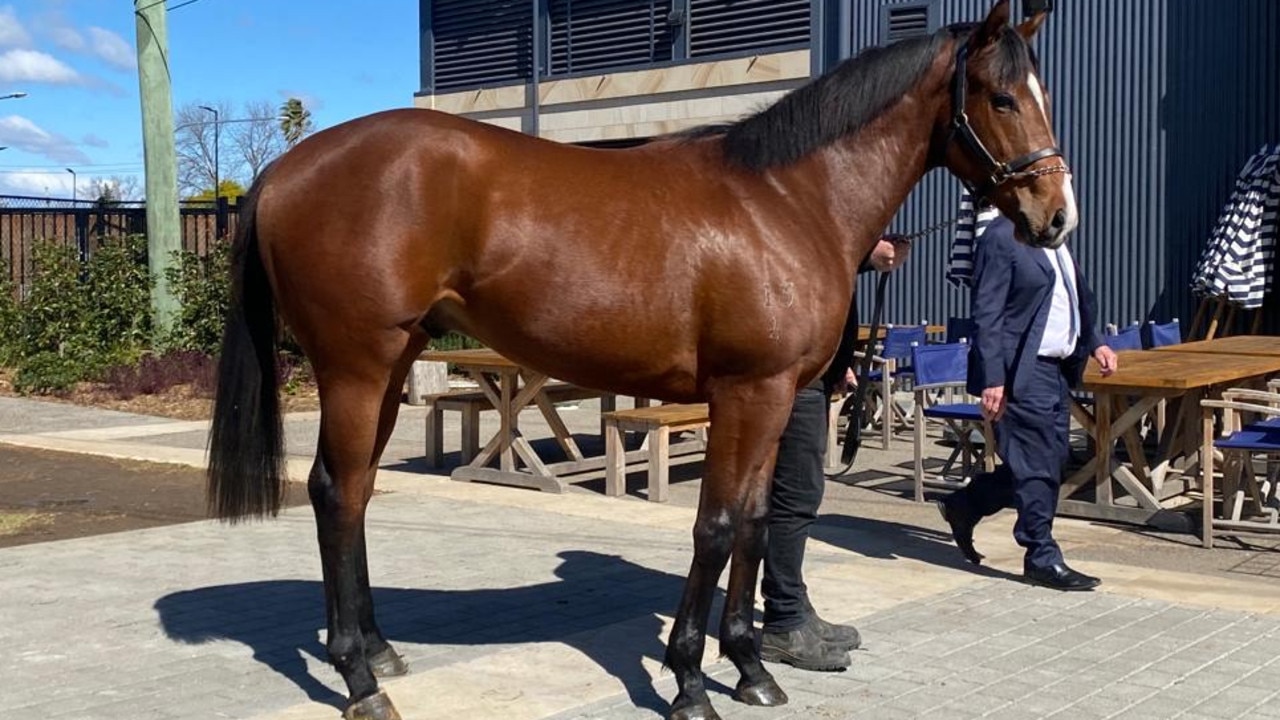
[421,349,654,493]
[1152,335,1280,357]
[1062,346,1280,528]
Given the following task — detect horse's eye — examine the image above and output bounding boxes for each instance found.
[991,93,1018,112]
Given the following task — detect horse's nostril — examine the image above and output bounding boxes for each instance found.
[1051,209,1067,230]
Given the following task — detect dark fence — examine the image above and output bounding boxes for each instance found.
[0,195,239,292]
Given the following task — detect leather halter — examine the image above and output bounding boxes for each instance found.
[948,41,1069,201]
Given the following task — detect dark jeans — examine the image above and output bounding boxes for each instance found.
[951,357,1070,569]
[762,382,827,633]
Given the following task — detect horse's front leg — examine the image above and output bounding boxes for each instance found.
[665,376,795,720]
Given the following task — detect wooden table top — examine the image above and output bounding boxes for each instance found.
[1151,335,1280,357]
[1083,349,1280,393]
[857,324,946,340]
[420,348,520,372]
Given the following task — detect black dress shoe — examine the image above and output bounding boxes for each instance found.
[760,621,851,672]
[936,498,985,566]
[1024,562,1101,591]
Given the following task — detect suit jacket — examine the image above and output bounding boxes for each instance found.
[966,216,1103,399]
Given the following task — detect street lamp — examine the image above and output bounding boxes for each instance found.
[198,105,221,237]
[66,168,76,203]
[197,105,220,204]
[0,92,26,100]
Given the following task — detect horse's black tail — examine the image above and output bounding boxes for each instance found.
[207,180,284,521]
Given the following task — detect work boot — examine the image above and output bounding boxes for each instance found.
[808,614,861,651]
[801,601,861,650]
[760,621,851,672]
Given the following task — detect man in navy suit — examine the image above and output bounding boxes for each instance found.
[938,214,1117,591]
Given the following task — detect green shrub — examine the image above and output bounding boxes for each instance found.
[13,351,83,394]
[86,236,152,353]
[163,241,230,354]
[0,263,18,365]
[429,331,484,352]
[10,237,153,392]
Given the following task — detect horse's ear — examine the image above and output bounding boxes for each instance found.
[1017,11,1047,41]
[973,0,1012,48]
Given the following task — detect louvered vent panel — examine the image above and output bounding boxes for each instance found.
[432,0,531,91]
[548,0,674,76]
[688,0,810,58]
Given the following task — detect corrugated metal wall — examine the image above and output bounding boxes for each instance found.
[846,0,1279,333]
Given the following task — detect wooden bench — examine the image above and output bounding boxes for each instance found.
[424,382,612,468]
[602,403,710,502]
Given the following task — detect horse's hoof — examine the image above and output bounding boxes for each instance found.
[668,700,722,720]
[342,690,402,720]
[734,677,789,706]
[369,647,409,677]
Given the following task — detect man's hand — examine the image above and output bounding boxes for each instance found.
[1094,345,1118,376]
[868,236,912,273]
[981,385,1006,422]
[844,367,857,389]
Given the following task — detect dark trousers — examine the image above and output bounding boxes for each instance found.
[762,383,827,632]
[951,357,1070,569]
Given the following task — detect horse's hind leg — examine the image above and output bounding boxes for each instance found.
[309,333,424,720]
[666,376,795,720]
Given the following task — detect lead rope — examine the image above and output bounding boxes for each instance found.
[825,216,960,478]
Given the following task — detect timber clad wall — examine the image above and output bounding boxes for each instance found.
[418,0,1280,331]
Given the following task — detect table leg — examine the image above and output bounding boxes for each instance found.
[1096,394,1114,506]
[1202,404,1216,548]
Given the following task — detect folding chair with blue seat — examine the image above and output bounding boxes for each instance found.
[1069,324,1144,450]
[911,342,995,502]
[1199,394,1280,548]
[858,324,929,449]
[1144,318,1182,435]
[945,316,976,344]
[1146,318,1182,348]
[1105,322,1144,351]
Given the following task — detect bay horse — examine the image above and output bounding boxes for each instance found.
[207,1,1075,718]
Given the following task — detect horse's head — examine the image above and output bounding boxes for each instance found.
[939,0,1076,248]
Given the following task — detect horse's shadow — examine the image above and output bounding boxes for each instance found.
[154,550,729,713]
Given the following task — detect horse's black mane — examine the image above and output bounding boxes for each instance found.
[678,23,1038,171]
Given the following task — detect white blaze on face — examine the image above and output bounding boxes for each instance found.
[1027,72,1079,238]
[1027,72,1049,122]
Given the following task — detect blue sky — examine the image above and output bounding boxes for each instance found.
[0,0,419,197]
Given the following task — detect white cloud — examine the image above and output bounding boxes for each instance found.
[0,48,82,84]
[48,24,82,52]
[81,133,108,148]
[0,114,89,164]
[87,27,133,71]
[0,6,30,48]
[0,170,74,198]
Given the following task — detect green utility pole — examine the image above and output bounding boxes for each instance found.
[134,0,180,334]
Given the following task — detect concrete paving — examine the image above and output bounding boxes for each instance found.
[2,394,1280,720]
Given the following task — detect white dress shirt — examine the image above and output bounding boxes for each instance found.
[1038,245,1081,358]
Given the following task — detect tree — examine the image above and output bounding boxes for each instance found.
[87,175,143,205]
[279,97,314,147]
[185,179,247,203]
[174,99,296,195]
[175,101,235,197]
[232,100,287,183]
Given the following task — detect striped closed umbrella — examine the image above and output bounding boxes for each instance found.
[945,191,1001,288]
[1191,143,1280,310]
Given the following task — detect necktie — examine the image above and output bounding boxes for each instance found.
[1053,248,1079,341]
